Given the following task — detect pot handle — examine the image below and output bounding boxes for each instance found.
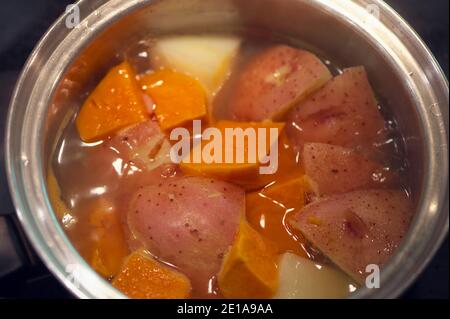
[0,215,37,278]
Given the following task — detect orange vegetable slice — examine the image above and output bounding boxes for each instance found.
[89,199,129,278]
[179,121,285,189]
[76,61,149,142]
[140,69,207,130]
[47,167,70,220]
[246,177,308,256]
[218,221,278,298]
[236,131,304,190]
[112,251,192,299]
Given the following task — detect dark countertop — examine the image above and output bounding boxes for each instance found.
[0,0,448,299]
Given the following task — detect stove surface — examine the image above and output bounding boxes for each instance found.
[0,0,448,299]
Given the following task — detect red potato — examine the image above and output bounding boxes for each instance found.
[286,67,385,151]
[107,119,172,173]
[53,119,169,204]
[229,45,332,121]
[127,176,245,294]
[86,120,178,250]
[290,189,413,283]
[303,143,398,196]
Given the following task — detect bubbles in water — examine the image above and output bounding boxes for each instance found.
[160,164,178,178]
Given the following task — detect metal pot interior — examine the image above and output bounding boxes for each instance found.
[7,0,448,298]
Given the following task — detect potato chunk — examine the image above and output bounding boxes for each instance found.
[290,189,413,283]
[229,45,331,121]
[286,67,385,150]
[151,35,241,95]
[302,143,397,195]
[274,253,357,299]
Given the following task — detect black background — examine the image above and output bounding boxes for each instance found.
[0,0,448,299]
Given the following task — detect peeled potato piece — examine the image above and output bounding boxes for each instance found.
[151,35,241,95]
[274,253,357,299]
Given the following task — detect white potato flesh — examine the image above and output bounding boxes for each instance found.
[151,35,241,95]
[274,253,357,299]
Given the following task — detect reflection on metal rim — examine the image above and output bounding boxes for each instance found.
[5,0,448,299]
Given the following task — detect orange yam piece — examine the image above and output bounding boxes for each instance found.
[89,199,129,278]
[244,131,304,190]
[218,221,278,298]
[140,70,207,130]
[112,251,192,299]
[180,121,285,189]
[246,177,308,256]
[76,61,149,142]
[47,167,69,220]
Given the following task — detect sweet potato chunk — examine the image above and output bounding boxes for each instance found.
[179,121,285,189]
[140,70,207,130]
[290,189,413,283]
[218,221,278,298]
[112,251,192,299]
[302,143,397,195]
[286,67,385,150]
[229,45,331,121]
[89,199,129,278]
[246,177,307,256]
[76,61,149,142]
[47,167,70,220]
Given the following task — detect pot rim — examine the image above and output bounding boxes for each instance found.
[5,0,449,299]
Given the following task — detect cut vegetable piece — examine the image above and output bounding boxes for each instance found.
[290,189,413,283]
[47,167,71,221]
[179,121,285,189]
[218,221,278,299]
[246,177,308,256]
[274,253,357,299]
[127,176,244,295]
[112,251,192,299]
[244,132,305,191]
[302,143,398,195]
[111,119,172,172]
[286,67,385,150]
[151,35,241,95]
[140,70,207,130]
[229,45,332,121]
[89,199,129,278]
[76,61,149,142]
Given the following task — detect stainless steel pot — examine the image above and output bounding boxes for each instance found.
[5,0,449,299]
